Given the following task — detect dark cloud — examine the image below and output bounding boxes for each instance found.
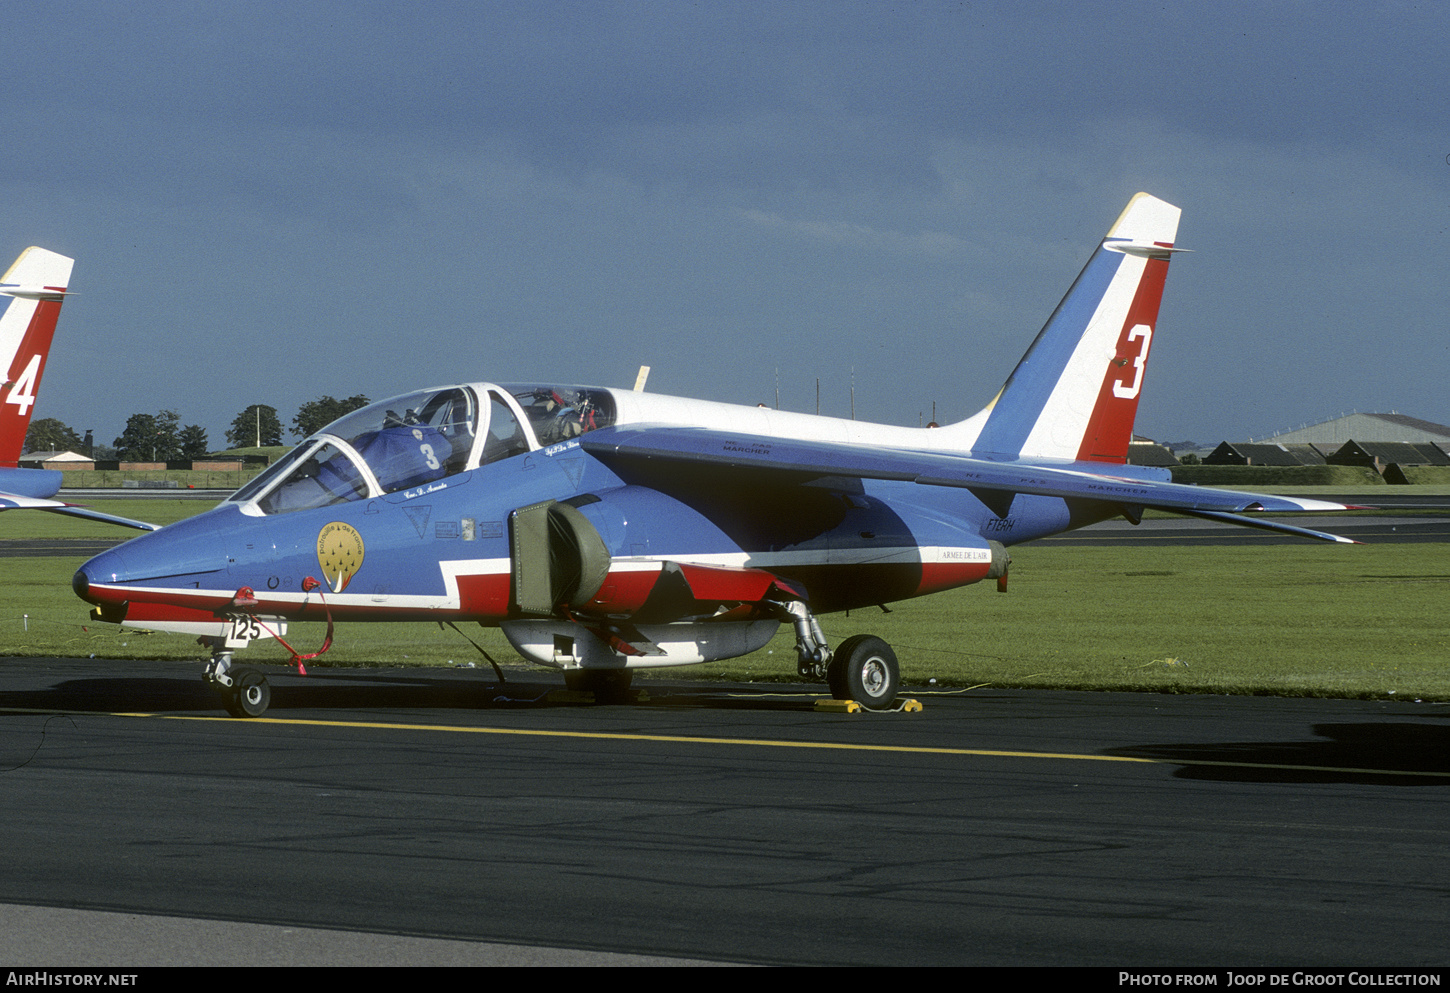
[4,1,1446,445]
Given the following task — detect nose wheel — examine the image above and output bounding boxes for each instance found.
[204,649,273,718]
[225,668,271,718]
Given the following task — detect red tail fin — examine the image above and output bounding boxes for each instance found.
[0,248,74,467]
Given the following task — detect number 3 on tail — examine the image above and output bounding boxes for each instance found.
[1112,325,1152,400]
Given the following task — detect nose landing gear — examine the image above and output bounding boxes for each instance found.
[204,649,273,718]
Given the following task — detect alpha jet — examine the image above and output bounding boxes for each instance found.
[70,194,1357,717]
[0,246,156,530]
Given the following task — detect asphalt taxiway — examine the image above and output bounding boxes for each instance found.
[2,658,1447,966]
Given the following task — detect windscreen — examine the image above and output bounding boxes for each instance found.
[245,387,481,514]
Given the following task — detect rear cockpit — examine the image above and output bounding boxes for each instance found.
[227,384,617,515]
[508,385,616,446]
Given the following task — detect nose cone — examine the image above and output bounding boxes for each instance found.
[72,506,241,607]
[73,546,130,604]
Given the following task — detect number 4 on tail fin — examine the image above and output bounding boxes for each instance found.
[1,246,75,467]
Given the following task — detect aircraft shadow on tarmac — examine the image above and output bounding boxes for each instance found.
[1106,720,1450,786]
[6,673,1449,784]
[0,670,836,716]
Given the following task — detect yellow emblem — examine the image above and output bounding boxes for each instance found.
[317,521,365,593]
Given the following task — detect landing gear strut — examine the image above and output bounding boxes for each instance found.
[777,599,832,680]
[204,648,272,718]
[774,600,900,710]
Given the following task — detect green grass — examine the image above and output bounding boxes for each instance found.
[2,498,1446,701]
[207,446,291,460]
[60,469,265,489]
[1390,466,1450,485]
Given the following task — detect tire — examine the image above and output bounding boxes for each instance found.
[225,667,271,718]
[827,635,899,710]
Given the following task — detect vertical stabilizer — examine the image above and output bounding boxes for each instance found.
[969,194,1182,462]
[0,247,74,467]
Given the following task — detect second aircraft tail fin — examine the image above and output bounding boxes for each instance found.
[0,247,75,467]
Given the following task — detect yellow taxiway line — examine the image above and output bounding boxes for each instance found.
[96,711,1450,780]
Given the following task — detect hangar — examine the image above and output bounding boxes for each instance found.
[1156,413,1450,483]
[1255,412,1450,448]
[1194,413,1450,482]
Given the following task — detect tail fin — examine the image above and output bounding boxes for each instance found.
[0,247,74,467]
[968,193,1183,462]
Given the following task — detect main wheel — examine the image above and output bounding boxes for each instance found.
[564,668,635,704]
[224,667,271,718]
[827,635,900,710]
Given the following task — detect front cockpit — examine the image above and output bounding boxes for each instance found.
[227,384,618,515]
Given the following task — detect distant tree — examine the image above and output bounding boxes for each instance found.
[23,417,82,454]
[293,394,370,438]
[226,404,283,448]
[114,409,182,462]
[179,424,210,459]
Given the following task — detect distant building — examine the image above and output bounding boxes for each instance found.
[1196,425,1450,481]
[1257,412,1450,447]
[18,450,95,471]
[1126,436,1179,467]
[1196,412,1449,478]
[1204,442,1327,466]
[1327,441,1450,473]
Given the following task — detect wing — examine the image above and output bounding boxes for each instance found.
[0,491,160,531]
[580,425,1362,544]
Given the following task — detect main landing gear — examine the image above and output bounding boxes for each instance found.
[827,635,900,710]
[204,649,272,718]
[778,600,901,710]
[563,667,635,704]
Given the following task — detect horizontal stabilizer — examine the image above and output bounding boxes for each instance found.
[1103,241,1192,260]
[0,285,70,301]
[1168,509,1359,544]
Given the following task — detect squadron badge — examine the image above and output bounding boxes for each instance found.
[317,521,365,593]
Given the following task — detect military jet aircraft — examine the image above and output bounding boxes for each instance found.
[1,246,76,502]
[0,246,155,530]
[67,194,1357,717]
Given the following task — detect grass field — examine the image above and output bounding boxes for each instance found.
[2,499,1446,701]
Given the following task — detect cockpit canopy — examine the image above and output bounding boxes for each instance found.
[229,384,617,515]
[509,384,616,446]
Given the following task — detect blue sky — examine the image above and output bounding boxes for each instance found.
[7,0,1446,448]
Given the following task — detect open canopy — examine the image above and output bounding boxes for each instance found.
[228,384,617,515]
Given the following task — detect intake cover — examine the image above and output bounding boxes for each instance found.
[509,500,612,616]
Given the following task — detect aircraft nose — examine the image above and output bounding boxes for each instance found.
[73,547,128,604]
